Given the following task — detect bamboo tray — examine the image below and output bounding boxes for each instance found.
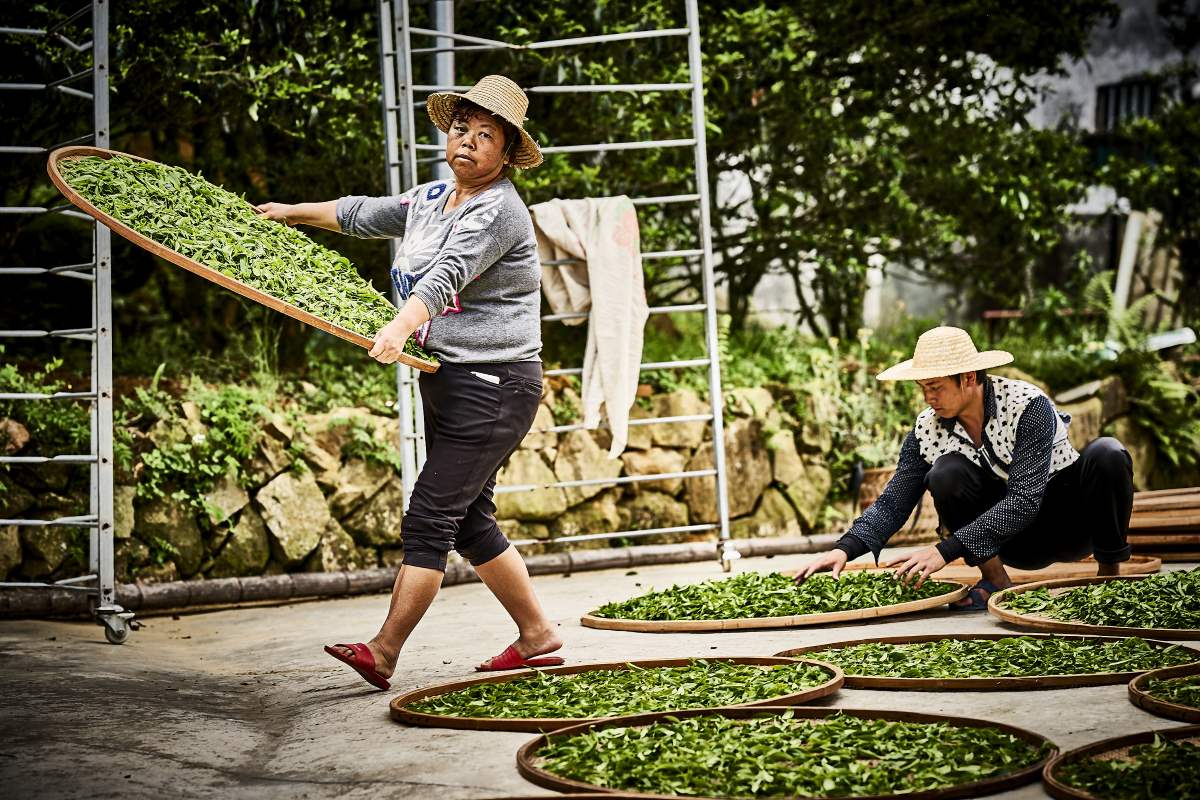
[47,146,438,373]
[389,657,843,732]
[988,575,1200,640]
[820,555,1162,585]
[580,581,967,632]
[517,706,1055,800]
[774,633,1200,690]
[1041,725,1200,800]
[1128,662,1200,723]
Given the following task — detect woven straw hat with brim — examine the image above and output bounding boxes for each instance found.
[876,326,1013,381]
[426,75,543,169]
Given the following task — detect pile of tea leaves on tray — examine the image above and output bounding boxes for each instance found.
[1000,569,1200,629]
[1145,673,1200,709]
[408,659,834,719]
[536,711,1050,797]
[1056,735,1200,800]
[590,571,960,621]
[808,636,1196,680]
[58,155,434,363]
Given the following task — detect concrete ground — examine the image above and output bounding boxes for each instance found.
[0,549,1193,800]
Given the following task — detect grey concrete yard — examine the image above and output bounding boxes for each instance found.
[0,549,1193,800]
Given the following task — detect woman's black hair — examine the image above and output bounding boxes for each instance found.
[450,99,518,176]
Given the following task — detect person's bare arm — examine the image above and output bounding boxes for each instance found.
[253,200,340,232]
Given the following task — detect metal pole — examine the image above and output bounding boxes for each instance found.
[93,0,125,635]
[684,0,734,566]
[393,0,423,506]
[430,0,453,182]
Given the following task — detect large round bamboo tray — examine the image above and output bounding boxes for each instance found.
[517,706,1055,800]
[988,574,1200,640]
[47,146,438,373]
[1128,662,1200,723]
[389,657,843,732]
[581,580,967,632]
[774,633,1200,690]
[820,555,1162,585]
[1041,724,1200,800]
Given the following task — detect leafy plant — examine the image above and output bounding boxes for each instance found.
[135,378,273,508]
[57,155,434,362]
[537,711,1051,798]
[409,660,833,720]
[1001,570,1200,630]
[1145,673,1200,709]
[338,416,402,474]
[590,571,960,621]
[809,636,1196,679]
[1057,735,1200,800]
[0,347,91,455]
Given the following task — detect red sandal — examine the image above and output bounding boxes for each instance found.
[476,644,565,672]
[324,643,390,690]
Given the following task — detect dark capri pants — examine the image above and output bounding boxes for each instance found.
[400,360,543,571]
[927,437,1134,569]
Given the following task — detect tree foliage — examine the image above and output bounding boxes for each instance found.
[1,0,1120,369]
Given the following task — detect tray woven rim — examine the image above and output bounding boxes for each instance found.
[1041,724,1200,800]
[1128,661,1200,723]
[987,574,1200,639]
[516,705,1055,800]
[580,578,968,632]
[774,632,1200,690]
[388,656,843,732]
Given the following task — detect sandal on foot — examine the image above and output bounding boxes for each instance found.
[949,579,1002,612]
[476,644,565,672]
[324,642,390,690]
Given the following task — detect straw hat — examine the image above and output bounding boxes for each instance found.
[876,326,1013,381]
[426,75,543,169]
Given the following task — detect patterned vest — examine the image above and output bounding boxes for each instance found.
[911,377,1078,481]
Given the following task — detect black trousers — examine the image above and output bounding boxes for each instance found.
[401,360,543,571]
[927,438,1134,570]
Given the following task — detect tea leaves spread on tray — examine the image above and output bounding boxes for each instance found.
[537,711,1050,798]
[590,571,959,621]
[1145,673,1200,709]
[408,660,834,719]
[1000,569,1200,630]
[58,155,434,362]
[809,636,1196,680]
[1057,735,1200,800]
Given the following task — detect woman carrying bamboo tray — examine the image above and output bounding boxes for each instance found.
[256,76,563,689]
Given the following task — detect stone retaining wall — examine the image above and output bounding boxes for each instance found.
[0,383,835,584]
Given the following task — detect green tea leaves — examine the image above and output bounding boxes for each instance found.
[1001,569,1200,630]
[58,155,434,363]
[591,571,960,621]
[809,636,1195,679]
[409,660,834,720]
[1145,674,1200,710]
[537,712,1050,797]
[1057,735,1200,800]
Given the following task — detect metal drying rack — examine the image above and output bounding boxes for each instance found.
[377,0,737,567]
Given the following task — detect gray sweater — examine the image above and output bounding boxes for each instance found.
[337,178,542,363]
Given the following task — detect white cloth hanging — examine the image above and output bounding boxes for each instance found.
[531,197,648,457]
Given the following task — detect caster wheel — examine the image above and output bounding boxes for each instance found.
[104,622,129,645]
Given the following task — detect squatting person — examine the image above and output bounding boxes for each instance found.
[796,326,1135,610]
[255,75,563,689]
